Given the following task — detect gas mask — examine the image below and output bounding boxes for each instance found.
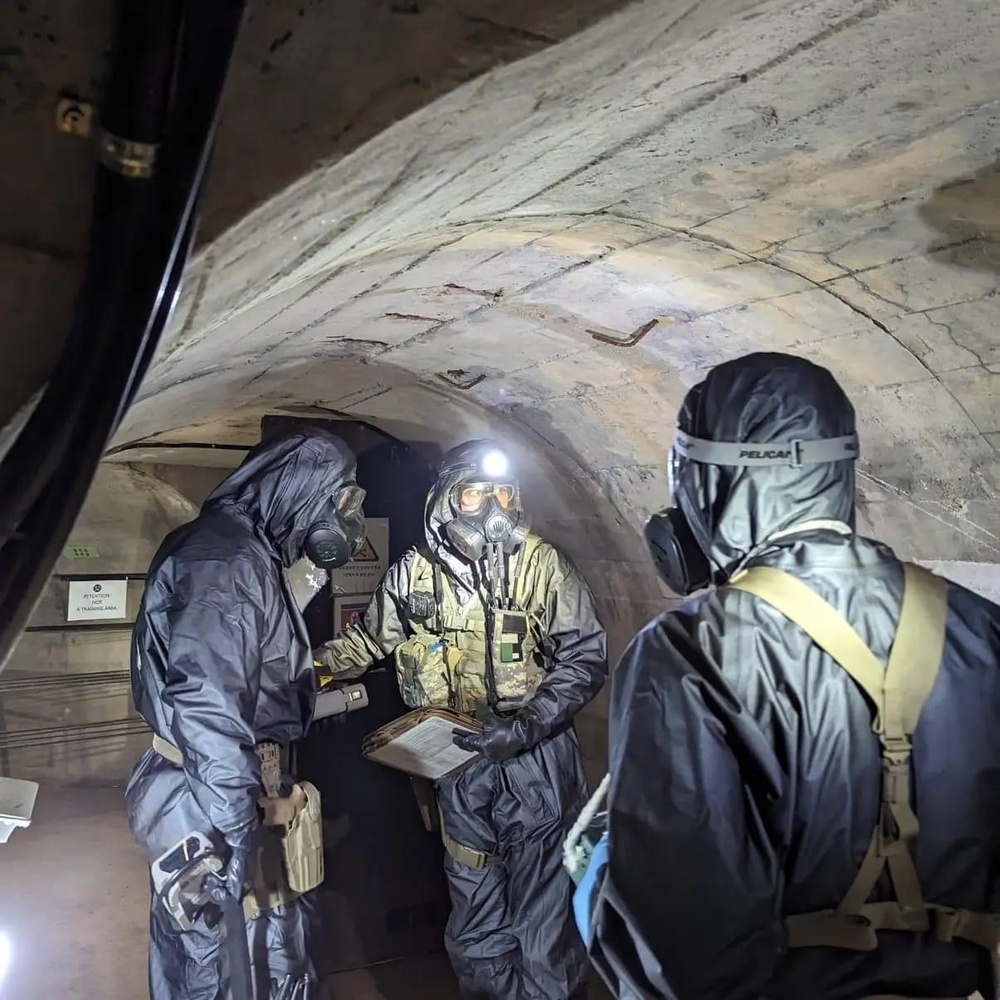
[437,447,526,563]
[303,484,367,571]
[444,480,527,562]
[646,428,859,596]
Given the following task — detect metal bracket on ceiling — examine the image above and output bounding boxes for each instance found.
[99,131,160,179]
[54,97,95,138]
[436,369,487,390]
[589,314,676,348]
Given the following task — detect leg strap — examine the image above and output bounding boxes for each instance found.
[441,828,502,870]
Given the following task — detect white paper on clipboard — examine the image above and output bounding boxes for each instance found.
[365,715,480,781]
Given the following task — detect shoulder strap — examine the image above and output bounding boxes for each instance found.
[512,534,543,609]
[728,565,887,721]
[728,562,945,743]
[409,549,433,590]
[728,562,951,949]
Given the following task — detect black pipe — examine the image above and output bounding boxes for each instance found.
[53,573,147,582]
[22,622,134,635]
[114,171,201,429]
[0,695,9,775]
[104,441,252,459]
[0,0,185,545]
[0,0,246,673]
[0,718,149,752]
[0,670,129,692]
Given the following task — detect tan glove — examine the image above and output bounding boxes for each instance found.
[313,642,369,685]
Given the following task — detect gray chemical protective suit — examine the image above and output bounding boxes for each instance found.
[126,428,362,1000]
[316,443,609,999]
[588,352,1000,1000]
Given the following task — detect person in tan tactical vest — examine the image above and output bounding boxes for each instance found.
[314,439,609,1000]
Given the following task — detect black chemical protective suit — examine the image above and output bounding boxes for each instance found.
[316,445,609,999]
[589,353,1000,1000]
[126,429,361,1000]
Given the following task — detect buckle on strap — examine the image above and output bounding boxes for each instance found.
[881,758,910,804]
[931,906,1000,949]
[879,737,918,845]
[152,733,183,766]
[441,831,501,870]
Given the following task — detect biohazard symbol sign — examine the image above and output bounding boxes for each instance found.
[353,535,380,563]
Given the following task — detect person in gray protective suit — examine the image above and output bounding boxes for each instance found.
[314,439,609,1000]
[578,352,1000,1000]
[126,426,367,1000]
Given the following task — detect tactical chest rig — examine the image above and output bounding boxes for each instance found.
[728,562,1000,955]
[396,535,546,716]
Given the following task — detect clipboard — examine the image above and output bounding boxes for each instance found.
[362,707,483,781]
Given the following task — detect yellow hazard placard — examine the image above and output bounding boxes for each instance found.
[328,518,389,595]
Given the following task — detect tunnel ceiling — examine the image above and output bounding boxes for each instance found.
[109,0,1000,566]
[9,0,1000,571]
[0,0,631,425]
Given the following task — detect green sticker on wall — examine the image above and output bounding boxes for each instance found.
[63,545,101,559]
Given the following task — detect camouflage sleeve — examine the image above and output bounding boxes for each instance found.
[518,542,609,742]
[313,552,414,685]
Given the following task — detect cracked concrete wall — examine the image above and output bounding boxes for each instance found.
[0,0,993,778]
[107,0,1000,771]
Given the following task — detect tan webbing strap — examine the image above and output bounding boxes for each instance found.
[880,564,946,848]
[441,829,502,870]
[729,567,886,720]
[931,907,1000,950]
[438,803,501,870]
[152,733,183,766]
[729,563,952,950]
[511,534,541,609]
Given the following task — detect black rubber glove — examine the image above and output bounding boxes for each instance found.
[209,821,260,903]
[452,712,533,763]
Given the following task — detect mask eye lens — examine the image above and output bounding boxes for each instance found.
[494,485,514,508]
[458,486,486,512]
[336,485,366,516]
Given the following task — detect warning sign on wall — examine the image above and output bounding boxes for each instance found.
[67,579,129,621]
[328,518,389,596]
[333,596,370,632]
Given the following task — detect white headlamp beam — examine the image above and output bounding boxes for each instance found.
[480,450,509,478]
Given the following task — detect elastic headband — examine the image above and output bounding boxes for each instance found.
[674,429,859,468]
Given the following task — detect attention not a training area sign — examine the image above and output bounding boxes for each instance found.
[66,579,129,621]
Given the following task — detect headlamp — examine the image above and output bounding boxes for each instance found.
[480,450,509,479]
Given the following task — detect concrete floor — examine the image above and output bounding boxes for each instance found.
[0,783,608,1000]
[0,782,461,1000]
[0,783,150,1000]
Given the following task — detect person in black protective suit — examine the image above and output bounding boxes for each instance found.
[314,439,608,999]
[126,426,367,1000]
[580,352,1000,1000]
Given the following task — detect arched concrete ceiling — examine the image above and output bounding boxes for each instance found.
[113,0,1000,632]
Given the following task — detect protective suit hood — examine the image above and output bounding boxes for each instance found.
[205,426,359,568]
[674,352,857,581]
